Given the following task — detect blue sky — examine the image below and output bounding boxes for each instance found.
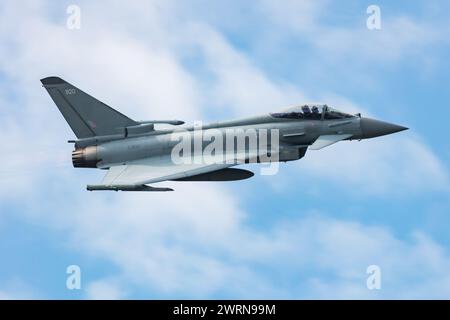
[1,0,450,299]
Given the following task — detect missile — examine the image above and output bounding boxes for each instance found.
[87,184,173,192]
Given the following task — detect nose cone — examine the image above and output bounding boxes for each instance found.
[360,117,408,139]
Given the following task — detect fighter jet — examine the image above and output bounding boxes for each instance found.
[41,76,408,191]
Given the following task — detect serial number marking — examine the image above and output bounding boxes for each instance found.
[65,88,76,95]
[127,144,140,150]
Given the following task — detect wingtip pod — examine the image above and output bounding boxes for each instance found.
[86,184,174,192]
[40,76,66,86]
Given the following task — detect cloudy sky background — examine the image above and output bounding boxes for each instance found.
[1,0,450,299]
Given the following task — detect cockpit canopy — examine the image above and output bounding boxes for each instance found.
[270,104,355,120]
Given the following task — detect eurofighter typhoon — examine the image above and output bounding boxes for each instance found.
[41,77,408,192]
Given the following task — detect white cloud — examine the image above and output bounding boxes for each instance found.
[184,23,308,116]
[260,0,443,64]
[67,184,246,297]
[62,206,450,298]
[312,16,440,64]
[260,0,328,33]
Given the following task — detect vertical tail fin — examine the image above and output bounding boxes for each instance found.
[41,76,138,138]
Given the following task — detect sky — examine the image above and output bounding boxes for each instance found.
[0,0,450,299]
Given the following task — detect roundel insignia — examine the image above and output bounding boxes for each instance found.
[87,120,97,129]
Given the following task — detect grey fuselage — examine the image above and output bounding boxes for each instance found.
[73,113,363,169]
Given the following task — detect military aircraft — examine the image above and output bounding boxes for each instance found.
[41,76,408,191]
